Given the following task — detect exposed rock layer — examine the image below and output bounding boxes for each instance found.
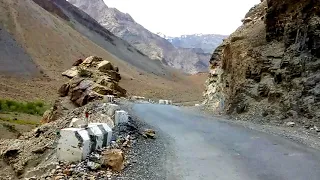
[204,0,320,127]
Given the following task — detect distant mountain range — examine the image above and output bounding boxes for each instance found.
[68,0,226,74]
[163,34,228,54]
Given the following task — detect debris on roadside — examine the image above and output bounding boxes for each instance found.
[143,129,156,139]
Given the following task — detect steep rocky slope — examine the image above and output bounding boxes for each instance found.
[68,0,210,74]
[165,34,228,54]
[0,0,204,102]
[204,0,320,128]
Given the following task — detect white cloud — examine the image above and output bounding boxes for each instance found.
[103,0,260,36]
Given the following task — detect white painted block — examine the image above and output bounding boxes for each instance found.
[100,114,115,128]
[86,125,104,150]
[106,103,120,117]
[89,123,112,147]
[57,128,91,162]
[69,118,86,128]
[115,110,129,125]
[104,95,114,103]
[159,100,165,104]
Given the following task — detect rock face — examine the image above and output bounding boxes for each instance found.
[204,0,320,126]
[68,0,211,74]
[60,56,126,106]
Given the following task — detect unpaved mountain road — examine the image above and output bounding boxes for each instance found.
[132,104,320,180]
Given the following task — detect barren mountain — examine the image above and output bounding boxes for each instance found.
[204,0,320,127]
[0,0,205,103]
[165,34,228,54]
[68,0,211,74]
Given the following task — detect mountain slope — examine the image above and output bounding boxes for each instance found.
[204,0,320,127]
[0,0,205,102]
[166,34,228,54]
[68,0,210,74]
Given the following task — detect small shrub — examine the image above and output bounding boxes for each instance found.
[0,99,48,116]
[78,68,92,77]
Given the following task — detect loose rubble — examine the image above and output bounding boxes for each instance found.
[59,56,126,106]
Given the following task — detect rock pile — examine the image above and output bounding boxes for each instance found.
[59,56,126,106]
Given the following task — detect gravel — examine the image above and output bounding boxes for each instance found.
[116,100,168,180]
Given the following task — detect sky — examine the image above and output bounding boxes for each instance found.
[103,0,260,37]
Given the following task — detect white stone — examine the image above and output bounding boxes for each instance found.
[57,128,91,162]
[86,125,104,150]
[286,122,295,127]
[89,123,112,147]
[61,67,78,78]
[100,114,115,128]
[115,110,129,125]
[104,95,114,103]
[69,118,87,128]
[159,100,165,104]
[195,104,200,107]
[106,103,120,117]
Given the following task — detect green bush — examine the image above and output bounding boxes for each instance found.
[0,99,48,116]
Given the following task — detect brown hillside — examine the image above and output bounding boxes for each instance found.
[0,0,205,103]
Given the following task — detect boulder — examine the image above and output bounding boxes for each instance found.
[91,85,113,95]
[100,149,124,172]
[72,59,83,66]
[143,129,156,139]
[60,56,126,106]
[98,60,114,72]
[82,56,102,65]
[62,67,78,78]
[58,83,70,97]
[106,70,121,81]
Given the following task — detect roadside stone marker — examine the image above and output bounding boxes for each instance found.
[89,123,113,147]
[57,123,113,163]
[86,125,104,151]
[105,103,120,117]
[115,110,129,125]
[57,128,91,162]
[104,95,114,103]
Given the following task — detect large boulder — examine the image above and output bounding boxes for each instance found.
[62,67,78,78]
[100,149,124,172]
[59,56,126,106]
[97,60,114,72]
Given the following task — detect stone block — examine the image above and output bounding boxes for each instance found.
[115,110,129,125]
[105,103,120,117]
[104,95,114,103]
[69,118,87,128]
[57,128,91,162]
[86,125,104,151]
[89,123,112,147]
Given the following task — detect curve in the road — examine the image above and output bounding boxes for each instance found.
[133,104,320,180]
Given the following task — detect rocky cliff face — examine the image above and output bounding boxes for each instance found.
[204,0,320,128]
[166,34,228,54]
[68,0,210,74]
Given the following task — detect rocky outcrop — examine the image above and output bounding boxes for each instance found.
[60,56,126,106]
[68,0,211,74]
[204,0,320,127]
